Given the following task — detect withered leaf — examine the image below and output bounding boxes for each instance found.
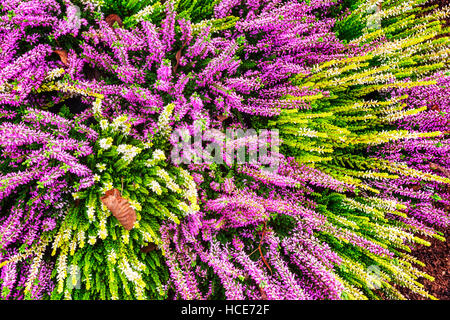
[140,243,158,253]
[258,286,268,300]
[429,105,440,112]
[54,49,68,66]
[173,40,188,74]
[430,163,450,179]
[173,49,182,73]
[100,188,136,230]
[105,14,123,28]
[217,114,229,122]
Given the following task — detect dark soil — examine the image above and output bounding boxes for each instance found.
[401,0,450,301]
[401,227,449,300]
[427,0,450,8]
[424,0,450,25]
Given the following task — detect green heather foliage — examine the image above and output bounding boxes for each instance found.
[48,113,200,299]
[0,0,448,301]
[270,0,449,190]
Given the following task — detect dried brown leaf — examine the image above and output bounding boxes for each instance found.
[100,188,136,230]
[105,14,123,28]
[140,243,158,253]
[258,286,268,300]
[173,40,188,74]
[54,49,68,66]
[217,114,229,122]
[430,163,450,179]
[429,105,441,112]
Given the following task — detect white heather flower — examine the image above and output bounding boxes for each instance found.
[297,127,320,138]
[99,137,113,150]
[98,226,107,240]
[117,144,141,163]
[69,265,80,288]
[157,168,182,192]
[145,159,155,167]
[111,115,131,134]
[142,141,153,149]
[69,238,77,255]
[133,259,147,272]
[93,174,100,182]
[93,98,103,114]
[45,68,65,81]
[99,119,109,131]
[157,103,175,136]
[145,150,165,167]
[180,168,193,182]
[100,202,109,214]
[56,252,68,293]
[101,181,114,194]
[157,168,170,180]
[152,149,166,162]
[149,180,162,195]
[133,3,155,23]
[177,202,190,214]
[128,199,142,211]
[63,228,72,242]
[116,144,127,154]
[166,180,181,193]
[96,163,106,172]
[87,205,96,222]
[88,235,97,245]
[140,231,154,243]
[77,230,86,248]
[107,249,117,264]
[122,231,130,244]
[122,123,131,135]
[119,259,140,283]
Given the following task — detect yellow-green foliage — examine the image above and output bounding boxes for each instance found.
[49,114,199,299]
[270,0,449,300]
[271,0,449,190]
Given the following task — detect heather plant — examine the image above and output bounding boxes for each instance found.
[37,0,242,140]
[0,106,200,299]
[160,156,444,300]
[43,0,346,138]
[263,0,450,250]
[100,0,155,18]
[0,0,449,301]
[48,112,200,299]
[0,108,96,299]
[271,0,449,164]
[372,73,450,230]
[0,0,103,111]
[155,0,450,300]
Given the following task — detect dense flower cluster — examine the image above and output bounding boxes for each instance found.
[0,0,448,300]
